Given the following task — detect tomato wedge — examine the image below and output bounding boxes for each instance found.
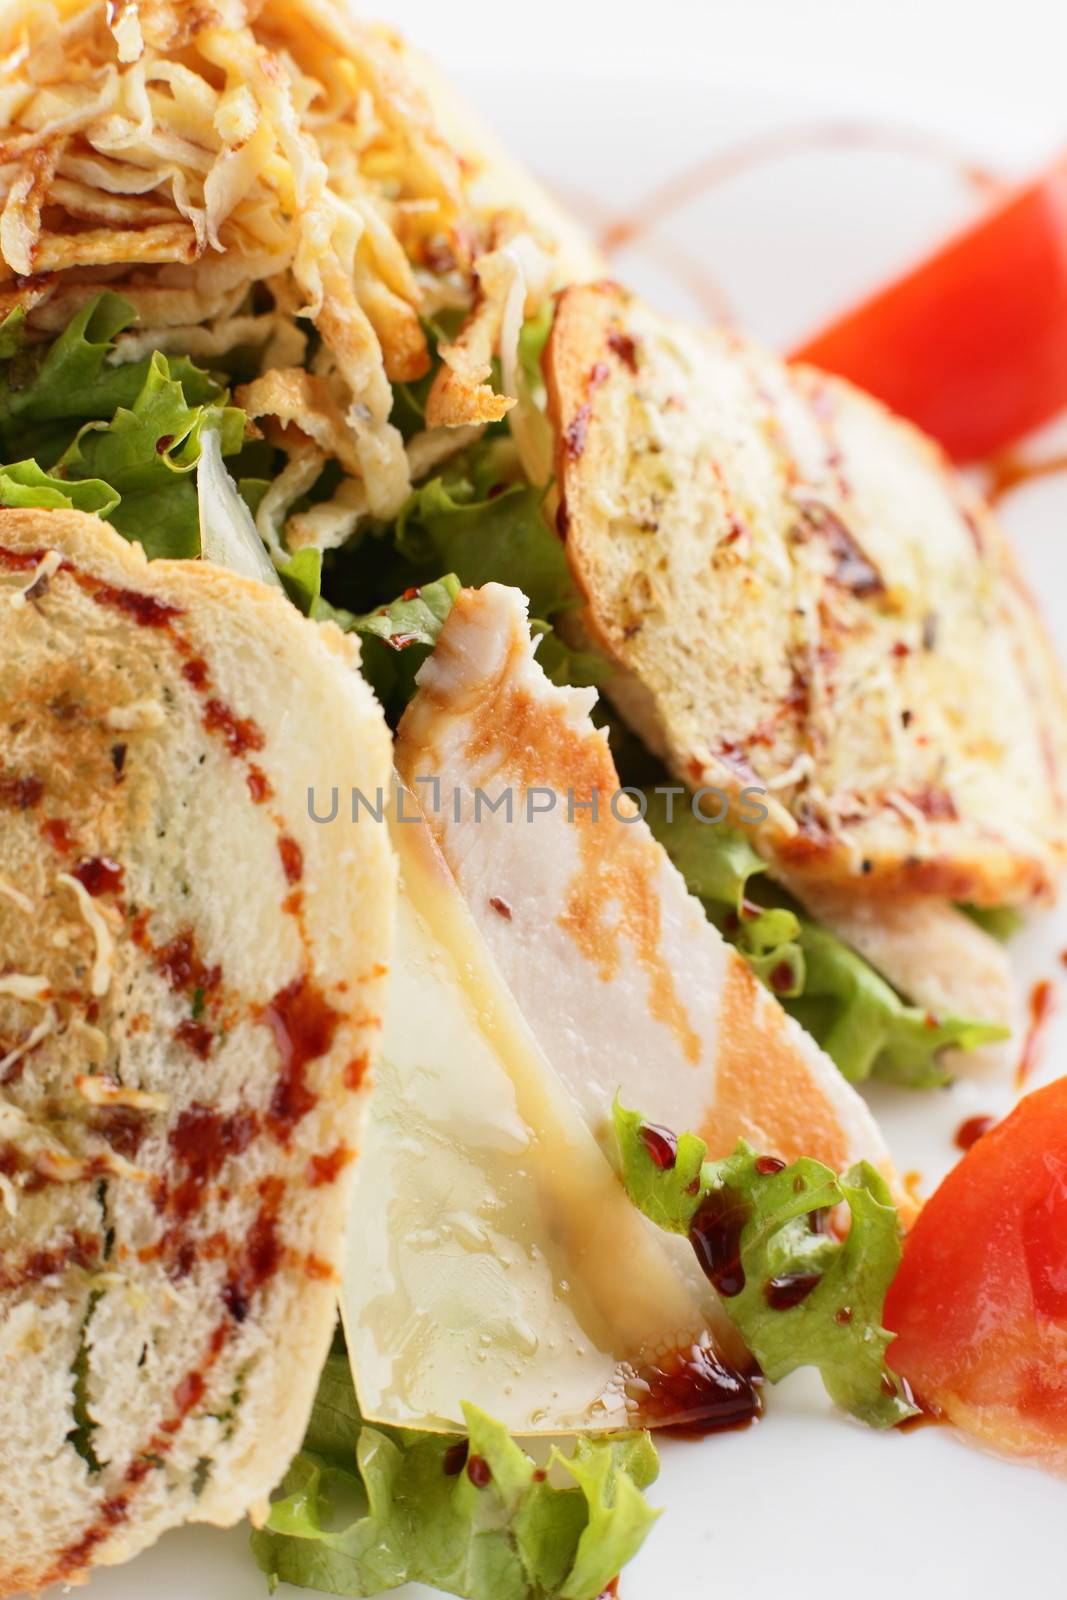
[884,1075,1067,1465]
[791,159,1067,463]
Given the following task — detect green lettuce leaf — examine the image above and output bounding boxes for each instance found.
[314,573,461,721]
[517,302,554,394]
[0,307,26,361]
[0,292,246,560]
[0,291,223,463]
[529,620,612,689]
[278,547,325,614]
[394,472,572,621]
[642,788,767,911]
[56,352,245,559]
[959,903,1023,941]
[784,920,1007,1086]
[251,1350,659,1600]
[0,459,118,517]
[643,789,1005,1085]
[315,433,585,718]
[324,573,461,649]
[613,1101,916,1428]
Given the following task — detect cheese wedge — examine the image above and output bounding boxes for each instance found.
[394,583,900,1202]
[342,786,739,1434]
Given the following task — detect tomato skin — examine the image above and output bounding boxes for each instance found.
[791,162,1067,463]
[885,1076,1067,1462]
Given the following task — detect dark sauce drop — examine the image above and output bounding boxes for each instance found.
[222,1175,284,1322]
[1016,979,1057,1090]
[41,816,75,854]
[638,1121,678,1171]
[955,1114,997,1152]
[0,773,44,810]
[174,1019,214,1060]
[607,328,639,371]
[896,1388,946,1432]
[259,974,340,1139]
[181,656,210,690]
[92,584,182,629]
[166,1105,258,1218]
[202,698,265,758]
[765,1272,822,1310]
[689,1185,750,1296]
[278,835,304,885]
[466,1454,492,1488]
[442,1439,469,1476]
[632,1338,762,1435]
[72,856,124,897]
[307,1146,353,1186]
[768,961,794,993]
[246,764,273,804]
[564,404,591,461]
[754,1154,786,1176]
[155,928,221,997]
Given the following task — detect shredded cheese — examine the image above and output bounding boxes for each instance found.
[105,698,165,730]
[3,550,62,609]
[0,975,49,1002]
[0,1007,56,1080]
[0,0,558,529]
[74,1074,168,1112]
[57,873,114,997]
[33,1145,148,1184]
[0,878,33,915]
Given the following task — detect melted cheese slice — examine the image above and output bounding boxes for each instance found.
[342,788,717,1432]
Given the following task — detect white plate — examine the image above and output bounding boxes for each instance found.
[74,15,1067,1600]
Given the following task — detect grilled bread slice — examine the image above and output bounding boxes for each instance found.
[0,509,394,1595]
[395,583,903,1208]
[544,282,1067,907]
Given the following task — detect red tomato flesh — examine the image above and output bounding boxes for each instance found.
[885,1075,1067,1463]
[791,160,1067,463]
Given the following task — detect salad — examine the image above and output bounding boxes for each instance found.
[1,2,1066,1597]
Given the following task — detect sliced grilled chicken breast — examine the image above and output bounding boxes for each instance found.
[394,583,902,1204]
[0,510,394,1596]
[544,282,1067,907]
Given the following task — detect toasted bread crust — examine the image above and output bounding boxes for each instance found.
[545,283,1067,905]
[0,509,395,1594]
